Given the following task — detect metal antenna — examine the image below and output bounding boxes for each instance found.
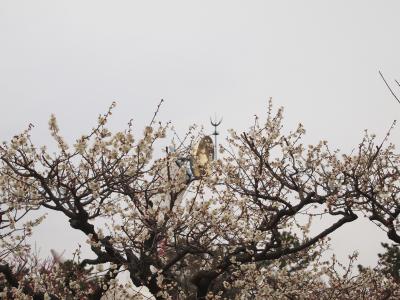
[210,115,222,159]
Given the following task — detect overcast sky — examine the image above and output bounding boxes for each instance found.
[1,0,400,267]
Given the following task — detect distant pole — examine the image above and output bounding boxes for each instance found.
[210,115,222,159]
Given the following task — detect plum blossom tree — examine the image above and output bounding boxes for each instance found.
[0,100,400,299]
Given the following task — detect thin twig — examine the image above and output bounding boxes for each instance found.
[379,71,400,104]
[150,99,164,126]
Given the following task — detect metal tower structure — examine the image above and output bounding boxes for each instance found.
[210,115,222,159]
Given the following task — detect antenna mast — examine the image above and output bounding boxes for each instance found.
[210,115,222,159]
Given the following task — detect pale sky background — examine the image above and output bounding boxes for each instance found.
[1,0,400,268]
